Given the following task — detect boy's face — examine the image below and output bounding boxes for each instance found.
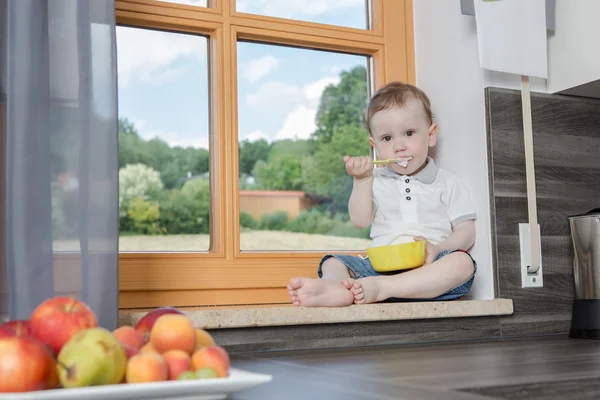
[368,98,437,176]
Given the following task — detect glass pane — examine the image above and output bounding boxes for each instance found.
[237,42,371,251]
[158,0,208,7]
[116,26,210,252]
[236,0,370,30]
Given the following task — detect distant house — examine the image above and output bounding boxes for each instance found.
[239,190,316,220]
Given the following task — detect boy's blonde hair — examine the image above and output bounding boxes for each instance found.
[365,82,434,135]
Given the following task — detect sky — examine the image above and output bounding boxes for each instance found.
[116,0,369,150]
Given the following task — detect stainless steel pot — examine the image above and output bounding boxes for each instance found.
[567,208,600,339]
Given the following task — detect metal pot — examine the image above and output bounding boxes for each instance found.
[567,208,600,339]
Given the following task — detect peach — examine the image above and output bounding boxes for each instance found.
[113,326,144,350]
[123,344,140,359]
[194,328,216,350]
[126,352,168,383]
[135,307,184,343]
[191,346,230,378]
[140,342,157,354]
[150,314,196,355]
[163,349,192,380]
[0,337,57,392]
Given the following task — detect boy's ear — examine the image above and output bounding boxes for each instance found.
[369,135,375,148]
[428,123,438,147]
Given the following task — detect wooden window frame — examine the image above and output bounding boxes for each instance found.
[116,0,416,309]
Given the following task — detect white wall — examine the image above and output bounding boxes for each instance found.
[413,0,495,299]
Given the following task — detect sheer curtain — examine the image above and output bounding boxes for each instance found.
[0,0,119,329]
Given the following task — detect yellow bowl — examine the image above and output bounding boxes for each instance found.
[366,240,426,272]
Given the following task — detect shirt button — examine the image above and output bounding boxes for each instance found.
[406,196,411,201]
[405,179,410,183]
[405,188,410,193]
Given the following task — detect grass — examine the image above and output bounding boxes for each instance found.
[53,230,372,252]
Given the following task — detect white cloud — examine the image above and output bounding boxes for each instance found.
[145,131,209,149]
[133,120,209,149]
[237,0,364,19]
[116,26,206,88]
[242,55,279,82]
[322,65,351,75]
[241,130,271,142]
[245,75,341,141]
[303,77,340,101]
[274,105,317,140]
[246,82,304,112]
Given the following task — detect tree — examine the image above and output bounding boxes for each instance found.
[238,139,271,176]
[313,66,369,144]
[302,123,370,198]
[252,154,304,191]
[118,163,164,210]
[118,117,210,189]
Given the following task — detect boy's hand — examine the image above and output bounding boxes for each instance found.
[413,236,440,265]
[344,155,373,180]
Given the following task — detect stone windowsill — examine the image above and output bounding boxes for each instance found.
[118,299,513,329]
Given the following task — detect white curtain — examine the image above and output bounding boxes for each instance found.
[0,0,120,329]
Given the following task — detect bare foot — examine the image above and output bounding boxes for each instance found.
[287,277,354,307]
[349,277,387,304]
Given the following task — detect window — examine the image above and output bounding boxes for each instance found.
[116,0,415,309]
[116,26,211,252]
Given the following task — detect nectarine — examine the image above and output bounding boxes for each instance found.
[150,314,196,355]
[113,326,144,350]
[194,328,216,350]
[191,346,230,378]
[126,352,168,383]
[163,349,191,380]
[135,307,184,343]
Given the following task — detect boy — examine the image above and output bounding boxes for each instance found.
[287,82,477,307]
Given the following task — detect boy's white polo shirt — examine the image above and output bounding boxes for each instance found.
[370,157,476,247]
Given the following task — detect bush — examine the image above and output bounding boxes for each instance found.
[288,209,370,239]
[244,209,371,239]
[240,211,257,229]
[157,189,209,235]
[127,197,163,235]
[258,211,289,231]
[119,163,164,211]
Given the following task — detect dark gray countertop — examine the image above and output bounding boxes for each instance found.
[228,335,600,399]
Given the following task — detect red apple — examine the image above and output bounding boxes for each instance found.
[0,337,58,392]
[0,320,33,338]
[30,296,98,355]
[135,307,184,343]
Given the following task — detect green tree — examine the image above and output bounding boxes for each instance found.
[252,154,303,191]
[118,163,164,211]
[313,66,369,144]
[303,124,370,197]
[118,118,210,189]
[238,139,271,176]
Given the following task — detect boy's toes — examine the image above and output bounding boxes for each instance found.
[341,278,355,289]
[354,292,365,303]
[350,281,363,296]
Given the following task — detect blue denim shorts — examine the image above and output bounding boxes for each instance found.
[317,249,477,302]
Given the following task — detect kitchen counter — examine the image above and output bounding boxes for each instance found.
[228,335,600,399]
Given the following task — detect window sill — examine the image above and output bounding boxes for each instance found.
[119,299,513,330]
